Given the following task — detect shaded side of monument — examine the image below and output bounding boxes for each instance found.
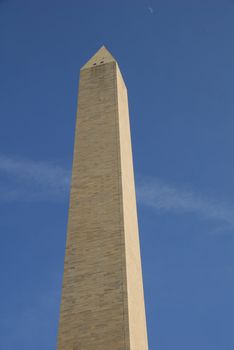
[57,46,148,350]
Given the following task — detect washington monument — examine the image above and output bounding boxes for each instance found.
[57,46,148,350]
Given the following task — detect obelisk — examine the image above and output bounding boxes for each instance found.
[57,46,148,350]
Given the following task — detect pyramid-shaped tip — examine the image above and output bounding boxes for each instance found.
[81,45,116,70]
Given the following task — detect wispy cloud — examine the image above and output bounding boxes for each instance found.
[1,155,233,229]
[148,6,154,14]
[0,155,70,202]
[137,178,234,228]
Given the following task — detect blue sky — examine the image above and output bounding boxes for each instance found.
[0,0,233,349]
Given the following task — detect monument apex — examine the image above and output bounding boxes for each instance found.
[81,45,116,69]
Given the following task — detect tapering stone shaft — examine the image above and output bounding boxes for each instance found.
[57,47,148,350]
